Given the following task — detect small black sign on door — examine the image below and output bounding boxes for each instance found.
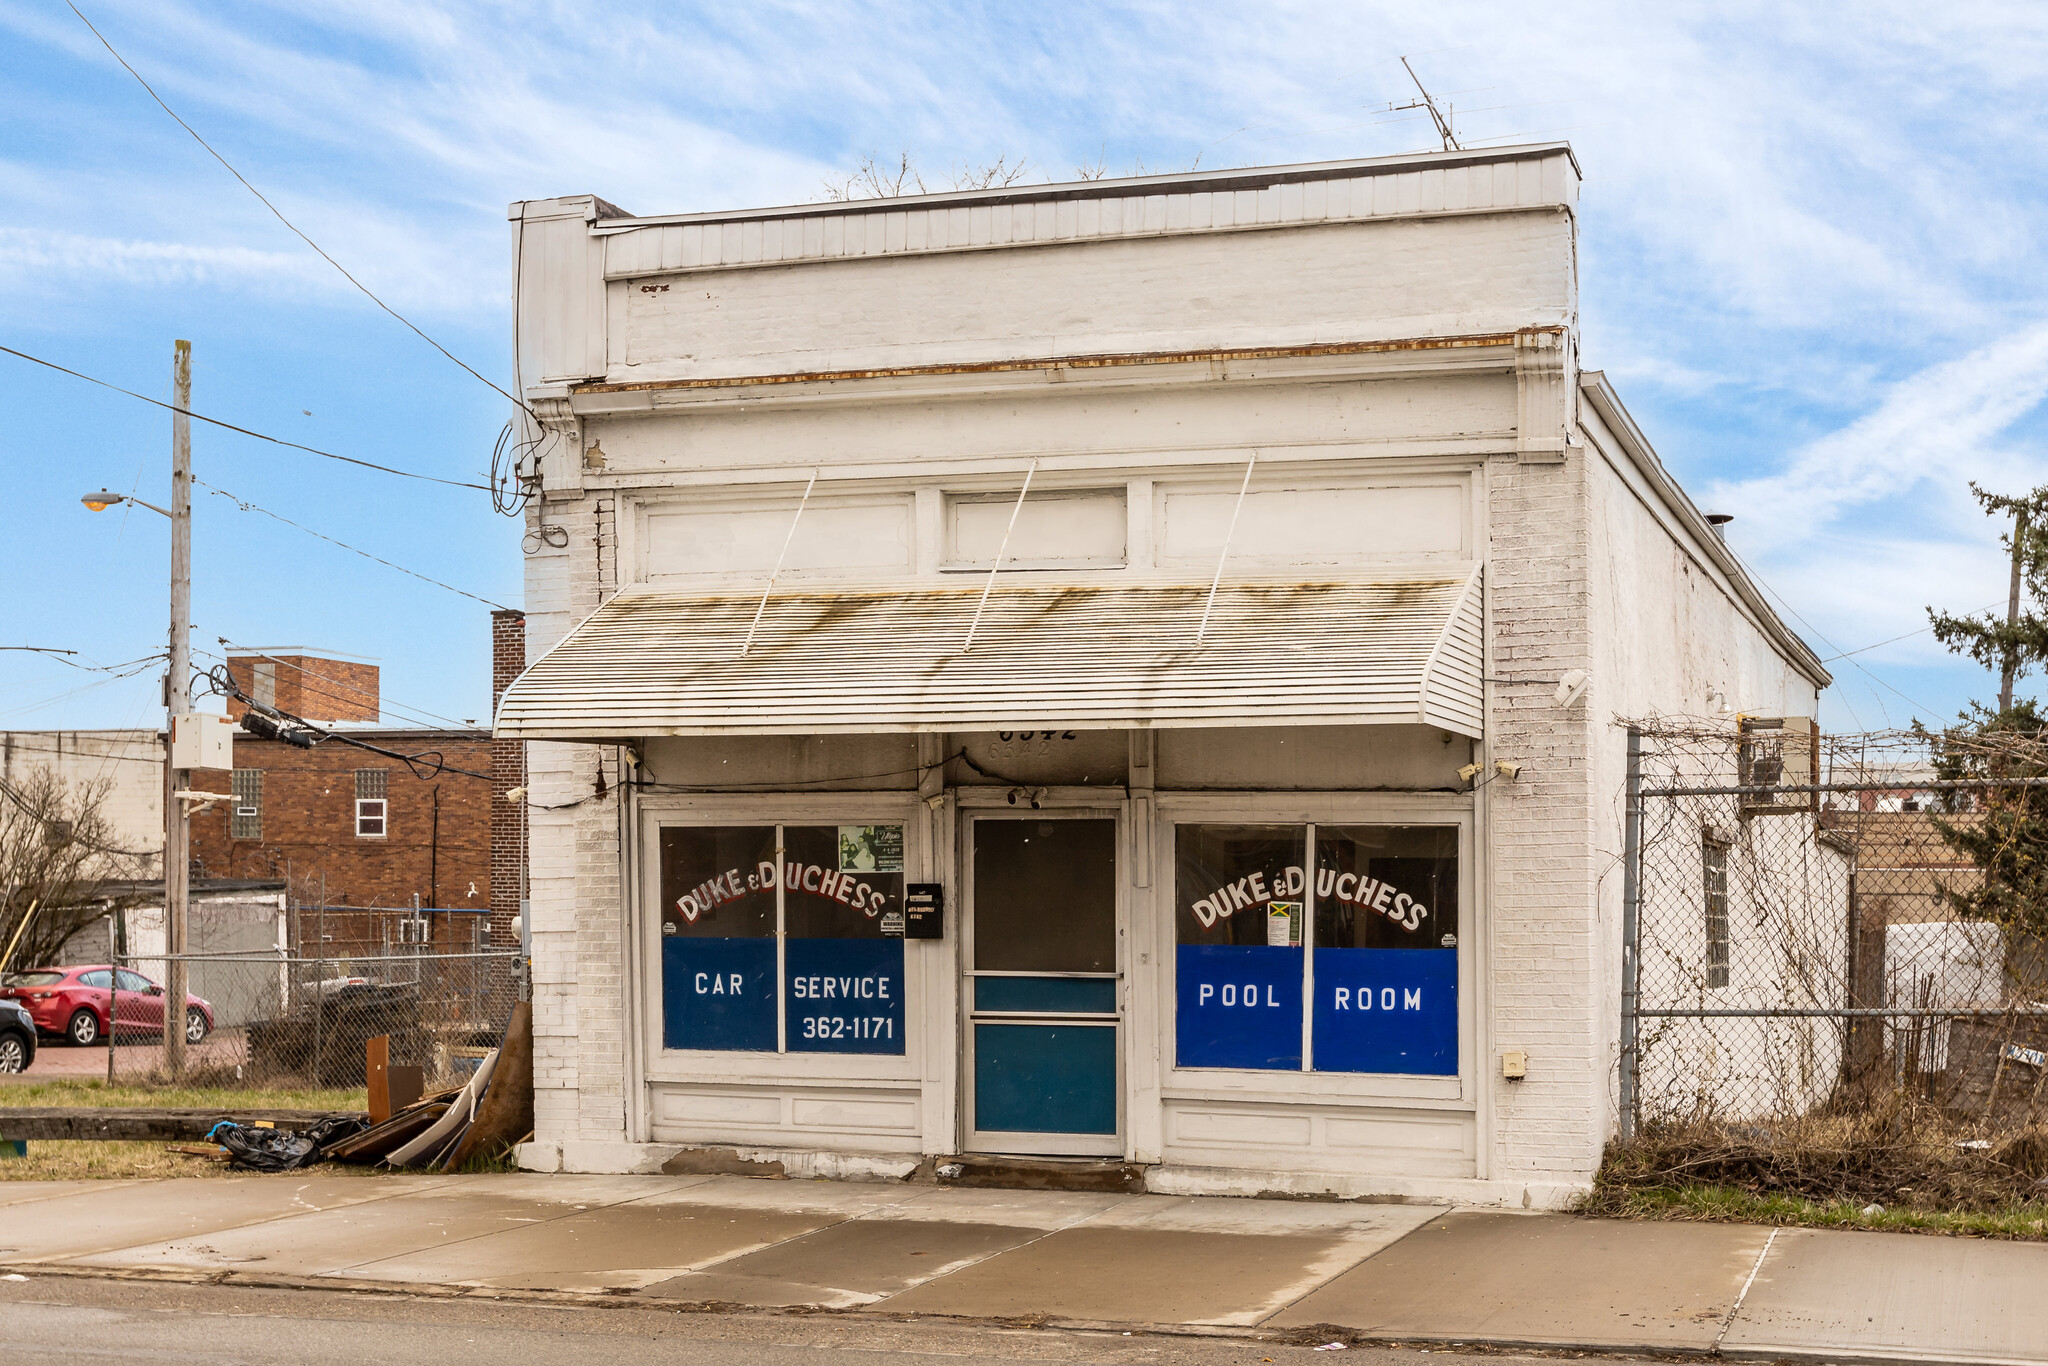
[899,883,944,939]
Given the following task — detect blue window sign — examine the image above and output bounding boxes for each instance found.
[660,822,907,1056]
[1176,944,1302,1069]
[1311,947,1457,1074]
[1174,823,1460,1076]
[662,936,777,1051]
[785,937,904,1053]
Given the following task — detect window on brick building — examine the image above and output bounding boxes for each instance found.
[355,769,388,839]
[230,769,263,840]
[1704,836,1731,989]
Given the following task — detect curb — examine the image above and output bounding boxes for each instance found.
[1,1261,2034,1366]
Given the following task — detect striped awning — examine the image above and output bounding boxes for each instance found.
[495,570,1483,739]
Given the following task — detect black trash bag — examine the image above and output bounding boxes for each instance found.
[303,1115,369,1150]
[208,1122,318,1173]
[206,1116,367,1173]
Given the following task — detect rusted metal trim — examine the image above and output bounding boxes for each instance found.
[571,329,1548,398]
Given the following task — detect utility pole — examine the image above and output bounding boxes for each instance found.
[164,339,193,1076]
[2001,504,2029,716]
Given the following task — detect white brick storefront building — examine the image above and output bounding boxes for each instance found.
[499,144,1826,1207]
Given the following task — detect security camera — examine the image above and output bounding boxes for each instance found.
[1553,669,1589,708]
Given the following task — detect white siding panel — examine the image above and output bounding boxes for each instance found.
[594,152,1580,285]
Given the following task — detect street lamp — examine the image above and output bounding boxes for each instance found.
[80,491,172,518]
[79,341,195,1076]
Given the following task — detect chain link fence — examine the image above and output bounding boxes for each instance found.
[84,905,525,1091]
[1622,722,2048,1140]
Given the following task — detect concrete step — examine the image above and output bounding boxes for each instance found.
[930,1153,1146,1193]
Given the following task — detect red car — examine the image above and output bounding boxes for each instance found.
[0,966,213,1047]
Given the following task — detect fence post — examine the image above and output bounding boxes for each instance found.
[1620,726,1643,1141]
[313,883,326,1088]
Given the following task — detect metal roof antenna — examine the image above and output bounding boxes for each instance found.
[1198,449,1258,643]
[962,459,1037,653]
[741,469,818,656]
[1394,56,1462,151]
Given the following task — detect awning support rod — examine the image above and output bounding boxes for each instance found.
[1198,449,1257,642]
[740,469,818,656]
[962,459,1037,653]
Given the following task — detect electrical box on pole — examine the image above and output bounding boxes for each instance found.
[169,714,234,770]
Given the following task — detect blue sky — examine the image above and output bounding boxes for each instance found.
[5,1,2048,734]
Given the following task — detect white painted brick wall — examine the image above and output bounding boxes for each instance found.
[1484,447,1605,1181]
[520,491,633,1148]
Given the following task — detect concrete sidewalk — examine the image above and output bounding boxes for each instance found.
[0,1172,2043,1364]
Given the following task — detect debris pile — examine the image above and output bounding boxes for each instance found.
[200,1002,533,1174]
[329,1000,533,1171]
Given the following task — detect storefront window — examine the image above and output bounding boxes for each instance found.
[1174,822,1458,1076]
[659,823,906,1056]
[1311,825,1458,1075]
[659,826,777,1052]
[1174,825,1306,1070]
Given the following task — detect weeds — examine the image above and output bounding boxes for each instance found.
[1586,1096,2048,1238]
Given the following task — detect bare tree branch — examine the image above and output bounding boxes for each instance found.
[0,769,153,970]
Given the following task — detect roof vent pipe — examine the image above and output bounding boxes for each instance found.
[1705,513,1734,540]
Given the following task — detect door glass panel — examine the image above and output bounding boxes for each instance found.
[972,820,1116,973]
[658,826,778,1052]
[783,824,905,1055]
[974,1022,1117,1133]
[1174,824,1306,1070]
[1312,825,1459,1075]
[975,977,1117,1013]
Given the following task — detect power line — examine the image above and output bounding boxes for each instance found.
[194,478,511,611]
[202,645,481,733]
[0,740,163,767]
[1819,601,2006,665]
[1723,543,1940,719]
[0,774,158,859]
[0,344,489,492]
[199,667,492,782]
[63,0,532,420]
[0,649,166,675]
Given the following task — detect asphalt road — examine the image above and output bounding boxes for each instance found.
[0,1275,1621,1366]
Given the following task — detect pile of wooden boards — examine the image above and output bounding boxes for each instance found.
[326,1002,533,1171]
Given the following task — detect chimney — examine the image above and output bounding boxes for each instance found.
[224,651,379,722]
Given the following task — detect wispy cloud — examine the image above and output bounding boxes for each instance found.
[1709,323,2048,547]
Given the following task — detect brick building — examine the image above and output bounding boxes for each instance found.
[499,145,1828,1202]
[188,650,497,921]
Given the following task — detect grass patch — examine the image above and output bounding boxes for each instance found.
[1586,1178,2048,1240]
[0,1080,372,1181]
[0,1078,367,1112]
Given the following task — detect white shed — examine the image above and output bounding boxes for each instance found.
[499,143,1828,1207]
